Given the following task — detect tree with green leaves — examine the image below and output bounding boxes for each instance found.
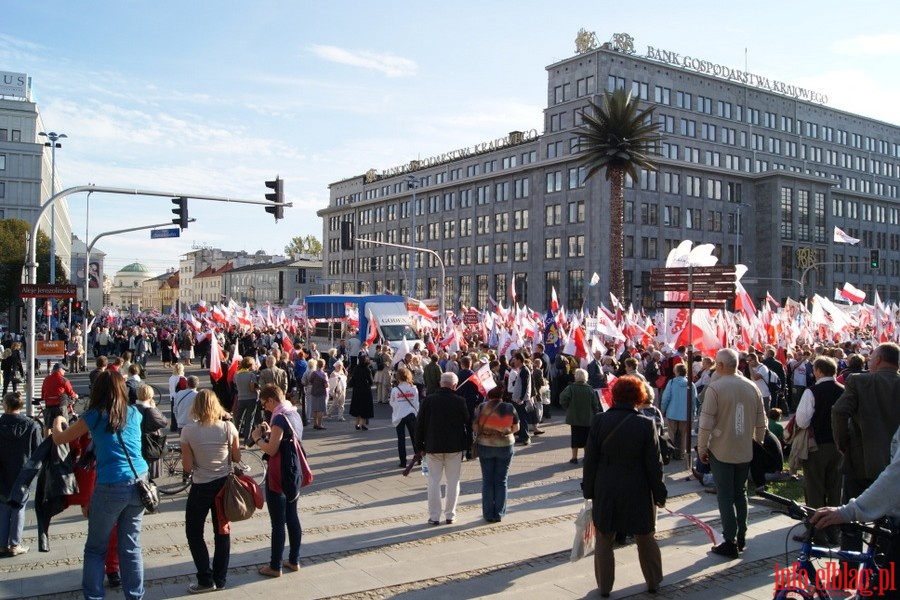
[0,218,68,319]
[284,234,322,258]
[577,88,660,301]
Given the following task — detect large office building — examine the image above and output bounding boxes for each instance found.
[0,72,73,281]
[318,32,900,312]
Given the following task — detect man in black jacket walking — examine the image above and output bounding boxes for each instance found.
[415,373,469,525]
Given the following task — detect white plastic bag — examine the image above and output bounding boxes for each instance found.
[570,499,595,562]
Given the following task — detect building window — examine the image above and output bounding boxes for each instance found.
[607,76,625,92]
[631,81,648,100]
[781,187,793,239]
[494,243,508,263]
[513,209,529,230]
[641,237,658,259]
[567,270,584,308]
[476,274,489,308]
[545,238,561,259]
[0,154,5,170]
[568,201,585,223]
[545,271,560,307]
[513,241,529,262]
[676,91,692,109]
[685,208,701,230]
[567,235,585,257]
[545,171,562,193]
[641,203,658,225]
[514,177,530,199]
[545,204,561,226]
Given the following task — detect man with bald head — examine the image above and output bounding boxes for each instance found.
[698,348,766,559]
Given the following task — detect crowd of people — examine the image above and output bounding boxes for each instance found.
[1,315,898,598]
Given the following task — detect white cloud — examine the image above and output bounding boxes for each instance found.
[310,44,417,78]
[831,34,900,57]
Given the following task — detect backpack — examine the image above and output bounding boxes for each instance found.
[374,353,385,371]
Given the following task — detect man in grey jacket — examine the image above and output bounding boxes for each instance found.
[831,342,900,569]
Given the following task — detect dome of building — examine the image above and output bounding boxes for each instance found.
[117,262,154,275]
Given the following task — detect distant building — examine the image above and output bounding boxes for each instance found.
[110,262,156,313]
[319,33,900,310]
[0,74,73,279]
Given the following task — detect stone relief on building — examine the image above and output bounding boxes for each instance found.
[575,29,599,54]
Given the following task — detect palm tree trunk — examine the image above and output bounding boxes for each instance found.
[608,168,625,302]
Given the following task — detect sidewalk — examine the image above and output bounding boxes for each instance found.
[1,396,803,599]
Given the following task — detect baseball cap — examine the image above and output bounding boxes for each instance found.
[52,362,67,372]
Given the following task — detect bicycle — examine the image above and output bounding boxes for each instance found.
[156,441,268,496]
[759,490,895,599]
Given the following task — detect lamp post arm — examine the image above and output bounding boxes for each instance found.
[355,237,445,334]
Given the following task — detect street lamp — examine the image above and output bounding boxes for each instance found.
[38,131,67,339]
[735,202,751,263]
[406,175,419,298]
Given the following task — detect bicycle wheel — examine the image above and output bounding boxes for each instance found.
[236,449,267,488]
[156,443,191,495]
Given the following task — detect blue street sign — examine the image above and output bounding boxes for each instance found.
[151,228,181,239]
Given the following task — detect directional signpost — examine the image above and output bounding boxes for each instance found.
[649,265,738,469]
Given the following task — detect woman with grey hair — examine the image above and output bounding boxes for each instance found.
[560,368,600,464]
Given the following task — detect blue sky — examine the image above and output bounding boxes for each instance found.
[3,1,899,276]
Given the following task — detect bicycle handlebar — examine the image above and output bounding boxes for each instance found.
[758,490,895,539]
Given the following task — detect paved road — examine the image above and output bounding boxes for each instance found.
[2,361,806,599]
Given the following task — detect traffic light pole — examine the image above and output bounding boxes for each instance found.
[80,218,197,360]
[25,184,290,416]
[799,258,866,301]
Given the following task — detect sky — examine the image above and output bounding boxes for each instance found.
[3,0,900,277]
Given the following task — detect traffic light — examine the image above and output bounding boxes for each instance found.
[265,177,284,221]
[340,221,354,250]
[171,197,189,229]
[870,249,880,269]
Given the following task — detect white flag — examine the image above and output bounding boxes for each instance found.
[589,272,600,287]
[833,226,860,245]
[840,282,865,304]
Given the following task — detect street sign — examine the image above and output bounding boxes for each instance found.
[36,340,66,360]
[651,265,737,277]
[20,284,78,299]
[649,281,736,291]
[655,300,726,310]
[151,228,181,239]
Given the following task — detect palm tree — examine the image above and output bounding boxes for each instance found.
[577,88,660,302]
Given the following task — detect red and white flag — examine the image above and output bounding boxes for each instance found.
[509,277,517,307]
[833,226,860,245]
[464,363,497,396]
[550,286,559,313]
[365,308,379,345]
[765,291,782,308]
[840,282,865,304]
[209,331,224,382]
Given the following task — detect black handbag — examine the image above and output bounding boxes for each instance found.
[141,432,167,461]
[117,431,159,513]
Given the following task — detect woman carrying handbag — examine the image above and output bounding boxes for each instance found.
[250,384,304,577]
[51,370,149,600]
[180,390,241,594]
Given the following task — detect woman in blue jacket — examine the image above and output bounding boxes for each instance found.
[660,363,697,461]
[52,370,148,600]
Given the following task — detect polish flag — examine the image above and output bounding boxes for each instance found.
[209,332,224,382]
[227,347,242,384]
[281,334,294,355]
[211,305,228,324]
[464,363,497,396]
[550,286,559,313]
[765,291,782,308]
[509,278,517,307]
[833,226,860,245]
[365,309,379,345]
[840,282,865,304]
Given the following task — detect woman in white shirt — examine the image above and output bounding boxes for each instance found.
[168,363,186,399]
[327,361,347,421]
[390,368,420,468]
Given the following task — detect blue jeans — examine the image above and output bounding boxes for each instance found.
[84,477,146,600]
[266,487,302,570]
[513,403,530,443]
[478,444,514,521]
[186,477,229,588]
[708,453,751,543]
[0,491,27,547]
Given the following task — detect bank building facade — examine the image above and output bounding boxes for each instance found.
[318,32,900,312]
